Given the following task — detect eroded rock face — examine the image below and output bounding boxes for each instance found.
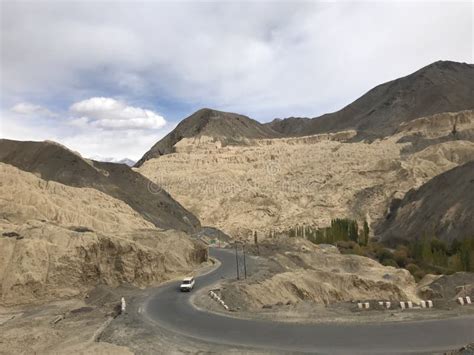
[138,111,474,239]
[0,221,207,306]
[0,140,201,233]
[221,239,418,310]
[227,270,414,309]
[0,163,207,306]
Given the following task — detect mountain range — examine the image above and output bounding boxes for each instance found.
[135,60,474,244]
[89,155,136,167]
[267,61,474,139]
[1,60,473,244]
[137,61,474,167]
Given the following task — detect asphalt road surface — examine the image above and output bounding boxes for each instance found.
[144,248,474,354]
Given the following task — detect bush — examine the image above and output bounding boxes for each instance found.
[376,248,394,263]
[382,258,398,268]
[393,247,409,267]
[406,263,421,275]
[336,240,357,249]
[414,270,426,281]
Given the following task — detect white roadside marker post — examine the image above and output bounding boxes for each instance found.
[121,297,126,313]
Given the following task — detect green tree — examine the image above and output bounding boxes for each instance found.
[362,220,370,246]
[421,235,433,264]
[348,221,359,243]
[450,239,462,255]
[459,239,472,271]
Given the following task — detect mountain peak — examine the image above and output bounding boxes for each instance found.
[267,60,474,138]
[135,108,280,166]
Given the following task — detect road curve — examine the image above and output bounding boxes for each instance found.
[144,248,474,354]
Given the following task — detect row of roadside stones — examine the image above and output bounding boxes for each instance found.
[357,300,434,310]
[458,296,472,306]
[209,290,230,311]
[358,297,472,310]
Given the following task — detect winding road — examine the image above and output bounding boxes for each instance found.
[144,248,474,354]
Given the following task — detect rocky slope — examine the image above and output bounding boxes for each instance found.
[0,139,200,233]
[267,61,474,139]
[0,163,207,306]
[378,160,474,244]
[136,108,280,166]
[221,238,419,311]
[138,110,474,239]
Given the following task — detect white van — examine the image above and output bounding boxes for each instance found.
[180,276,195,292]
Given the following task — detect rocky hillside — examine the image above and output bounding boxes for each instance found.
[136,108,280,166]
[267,61,474,139]
[0,139,200,233]
[0,163,207,306]
[136,61,474,239]
[221,238,419,311]
[138,111,474,238]
[378,160,474,244]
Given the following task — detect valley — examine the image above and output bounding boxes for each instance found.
[1,60,474,353]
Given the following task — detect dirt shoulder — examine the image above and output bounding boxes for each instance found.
[0,260,221,355]
[0,294,131,354]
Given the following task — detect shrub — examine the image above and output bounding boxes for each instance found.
[406,263,421,275]
[414,270,426,281]
[376,248,393,263]
[382,258,398,268]
[393,246,409,267]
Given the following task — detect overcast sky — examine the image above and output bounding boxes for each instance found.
[1,1,472,160]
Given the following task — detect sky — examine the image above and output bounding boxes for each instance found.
[1,1,473,160]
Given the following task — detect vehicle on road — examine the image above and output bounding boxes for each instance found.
[180,276,195,292]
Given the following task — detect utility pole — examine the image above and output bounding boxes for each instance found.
[235,243,240,280]
[243,244,247,279]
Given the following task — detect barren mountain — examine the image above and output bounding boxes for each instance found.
[138,110,474,238]
[378,160,474,244]
[136,108,280,166]
[0,139,200,233]
[136,61,474,239]
[0,163,207,306]
[267,61,474,139]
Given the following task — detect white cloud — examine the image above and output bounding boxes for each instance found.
[10,102,56,117]
[0,1,472,160]
[0,108,169,161]
[69,97,166,130]
[60,128,167,161]
[1,2,472,120]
